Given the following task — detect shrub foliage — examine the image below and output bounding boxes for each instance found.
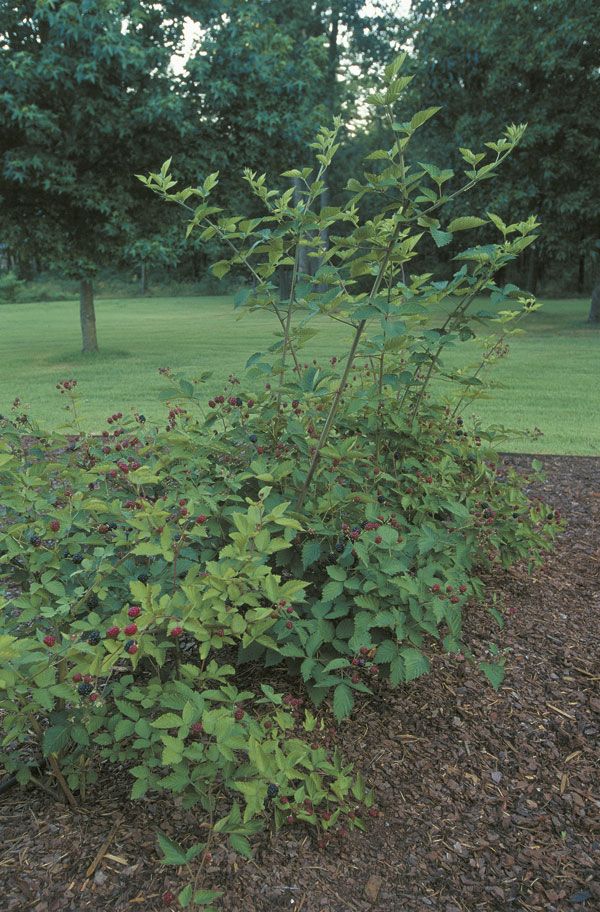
[0,57,560,880]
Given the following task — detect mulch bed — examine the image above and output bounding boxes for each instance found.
[1,455,599,912]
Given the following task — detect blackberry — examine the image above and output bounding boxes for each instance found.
[377,495,386,504]
[78,682,93,696]
[248,434,258,443]
[30,534,42,547]
[86,630,101,646]
[138,573,149,583]
[86,592,99,609]
[71,553,84,564]
[235,397,243,406]
[267,783,279,799]
[335,541,344,553]
[138,414,146,423]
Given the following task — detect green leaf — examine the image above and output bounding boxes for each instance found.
[409,106,441,131]
[431,228,453,248]
[157,832,189,866]
[229,833,252,857]
[375,640,397,664]
[480,661,505,690]
[301,540,321,570]
[152,713,182,729]
[401,648,430,681]
[321,580,344,602]
[194,890,223,905]
[212,260,230,279]
[332,683,354,721]
[178,884,193,908]
[42,724,70,757]
[114,718,135,741]
[447,216,487,232]
[326,565,347,582]
[130,779,148,799]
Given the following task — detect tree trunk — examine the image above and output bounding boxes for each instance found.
[278,266,293,302]
[588,279,600,324]
[80,279,99,352]
[526,248,539,294]
[578,254,585,293]
[140,260,147,295]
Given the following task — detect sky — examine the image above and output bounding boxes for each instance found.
[172,1,412,74]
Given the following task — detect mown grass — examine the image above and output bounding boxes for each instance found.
[0,295,598,454]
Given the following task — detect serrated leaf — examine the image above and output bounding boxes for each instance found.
[229,833,252,857]
[321,580,344,602]
[480,661,505,690]
[375,639,397,664]
[157,832,188,866]
[409,106,441,131]
[152,713,182,729]
[447,216,487,232]
[431,228,453,248]
[332,683,354,721]
[114,718,135,741]
[194,890,223,904]
[401,648,430,681]
[42,724,70,757]
[301,540,321,570]
[326,565,347,582]
[178,884,193,908]
[130,779,148,799]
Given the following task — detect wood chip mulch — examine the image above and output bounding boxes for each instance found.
[1,455,599,912]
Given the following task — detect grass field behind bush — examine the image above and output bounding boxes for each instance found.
[0,294,597,455]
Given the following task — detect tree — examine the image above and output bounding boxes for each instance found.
[181,0,403,294]
[0,0,196,351]
[407,0,600,315]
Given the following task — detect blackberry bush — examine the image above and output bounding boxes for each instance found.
[0,57,560,872]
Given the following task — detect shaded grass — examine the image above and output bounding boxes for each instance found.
[0,295,598,455]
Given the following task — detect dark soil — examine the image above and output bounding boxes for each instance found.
[1,455,599,912]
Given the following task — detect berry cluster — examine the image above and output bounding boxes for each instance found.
[56,379,77,393]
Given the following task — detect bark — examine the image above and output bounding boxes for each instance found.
[140,260,147,295]
[526,248,539,295]
[278,267,293,302]
[588,279,600,324]
[578,254,585,293]
[80,279,99,352]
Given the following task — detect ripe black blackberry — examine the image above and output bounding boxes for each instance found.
[78,682,93,696]
[86,630,101,645]
[86,592,99,609]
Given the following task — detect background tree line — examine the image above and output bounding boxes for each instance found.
[1,0,599,352]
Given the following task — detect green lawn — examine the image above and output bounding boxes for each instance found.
[0,295,598,455]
